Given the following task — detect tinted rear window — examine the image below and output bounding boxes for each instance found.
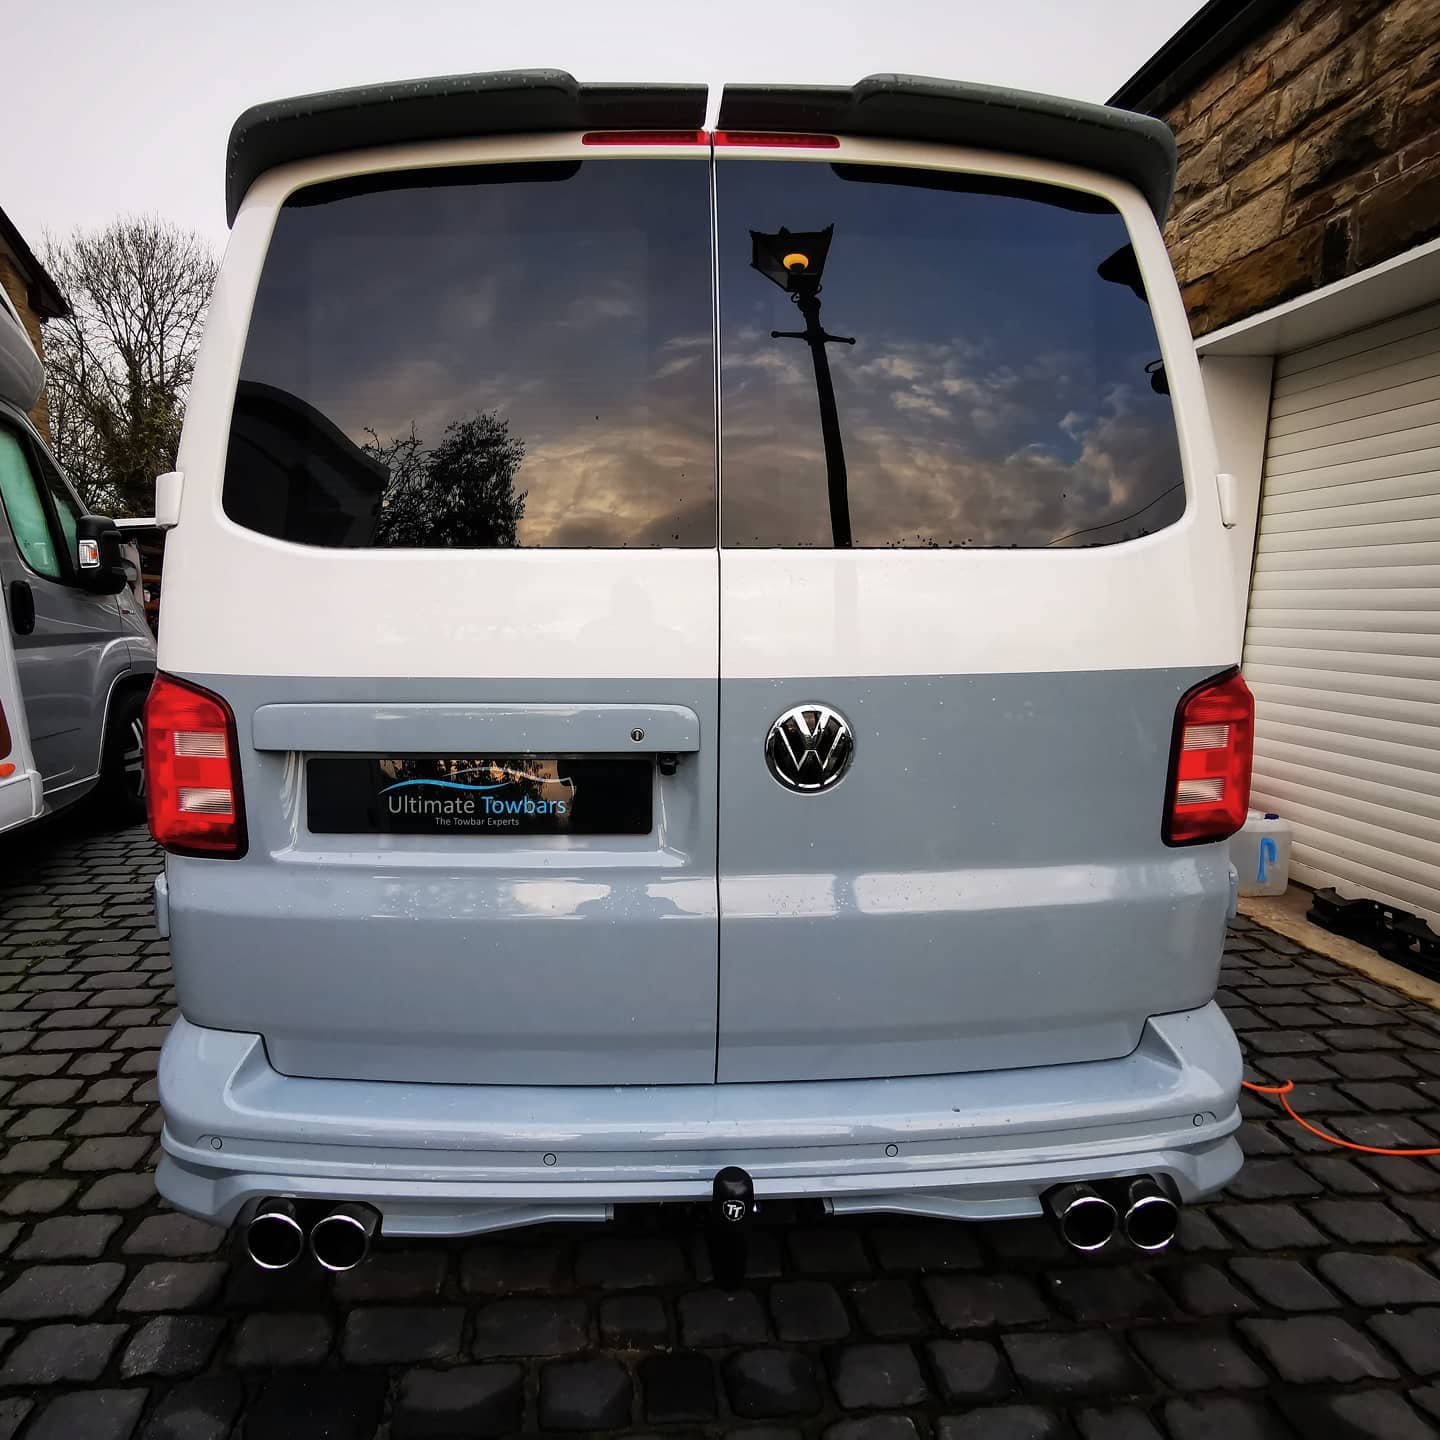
[224,160,715,548]
[717,162,1185,548]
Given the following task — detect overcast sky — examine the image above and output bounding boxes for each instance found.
[3,0,1202,255]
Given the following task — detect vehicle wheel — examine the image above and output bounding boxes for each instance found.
[96,688,147,827]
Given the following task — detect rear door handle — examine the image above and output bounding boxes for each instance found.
[8,581,34,636]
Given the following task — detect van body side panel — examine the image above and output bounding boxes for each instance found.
[166,674,719,1086]
[716,667,1229,1082]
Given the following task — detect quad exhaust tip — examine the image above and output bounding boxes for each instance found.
[245,1198,305,1271]
[310,1202,379,1272]
[1044,1182,1117,1253]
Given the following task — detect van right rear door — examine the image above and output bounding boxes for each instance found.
[712,143,1240,1084]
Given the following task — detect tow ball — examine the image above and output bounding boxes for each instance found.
[706,1166,755,1289]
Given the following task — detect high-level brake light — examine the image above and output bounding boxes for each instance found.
[714,131,840,147]
[1163,669,1254,846]
[144,673,247,857]
[581,131,709,146]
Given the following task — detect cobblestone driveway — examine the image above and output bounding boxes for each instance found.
[2,820,1440,1439]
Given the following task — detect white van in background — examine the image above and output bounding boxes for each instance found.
[0,283,157,831]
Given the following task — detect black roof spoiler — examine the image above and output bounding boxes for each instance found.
[225,70,707,225]
[718,75,1176,223]
[225,71,1175,228]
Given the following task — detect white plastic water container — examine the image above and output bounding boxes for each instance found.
[1232,810,1292,896]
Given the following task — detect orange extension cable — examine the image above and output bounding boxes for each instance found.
[1242,1079,1440,1157]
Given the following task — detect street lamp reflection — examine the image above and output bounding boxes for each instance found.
[750,224,856,548]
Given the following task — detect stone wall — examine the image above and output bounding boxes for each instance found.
[0,250,53,440]
[1163,0,1440,336]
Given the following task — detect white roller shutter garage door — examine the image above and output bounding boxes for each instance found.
[1244,302,1440,930]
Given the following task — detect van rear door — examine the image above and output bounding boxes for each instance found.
[713,147,1237,1083]
[166,146,721,1085]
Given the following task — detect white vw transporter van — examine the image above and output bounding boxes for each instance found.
[151,72,1252,1270]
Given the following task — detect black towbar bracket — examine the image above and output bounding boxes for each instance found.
[706,1166,755,1290]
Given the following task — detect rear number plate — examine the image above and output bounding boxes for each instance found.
[306,757,653,836]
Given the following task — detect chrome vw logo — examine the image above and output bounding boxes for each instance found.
[765,704,854,793]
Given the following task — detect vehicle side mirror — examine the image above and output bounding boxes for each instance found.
[75,514,130,595]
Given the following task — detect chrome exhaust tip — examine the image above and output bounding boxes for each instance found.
[1122,1177,1179,1252]
[245,1197,305,1270]
[309,1202,379,1272]
[1043,1182,1117,1253]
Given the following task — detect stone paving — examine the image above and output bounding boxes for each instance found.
[2,817,1440,1439]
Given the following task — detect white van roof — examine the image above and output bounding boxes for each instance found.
[224,70,1177,228]
[0,285,44,414]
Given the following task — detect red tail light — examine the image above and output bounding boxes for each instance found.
[144,673,247,858]
[0,697,13,778]
[1163,669,1254,846]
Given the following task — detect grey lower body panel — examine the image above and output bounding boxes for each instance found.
[157,1002,1243,1236]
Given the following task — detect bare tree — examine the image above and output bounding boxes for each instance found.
[43,218,217,514]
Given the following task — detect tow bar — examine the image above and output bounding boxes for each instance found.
[706,1166,755,1289]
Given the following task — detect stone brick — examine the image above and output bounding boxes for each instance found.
[331,1247,446,1302]
[63,1135,152,1172]
[79,1172,156,1211]
[574,1235,686,1289]
[1370,1309,1440,1375]
[1130,1327,1266,1391]
[1316,1251,1440,1306]
[246,1372,388,1440]
[0,1399,29,1440]
[599,1294,668,1348]
[1046,1267,1174,1323]
[1174,137,1223,207]
[117,1262,228,1313]
[14,1213,122,1260]
[229,1311,332,1367]
[0,1262,125,1319]
[1269,5,1346,83]
[1307,1198,1421,1244]
[679,1288,768,1346]
[120,1315,224,1377]
[826,1420,918,1440]
[1230,144,1295,204]
[471,1297,588,1358]
[1375,0,1440,73]
[1164,1396,1297,1440]
[1277,1389,1437,1440]
[1219,96,1283,177]
[1241,1316,1398,1383]
[26,1390,147,1440]
[928,1338,1011,1403]
[724,1348,823,1418]
[870,1223,981,1272]
[1291,89,1401,199]
[122,1213,226,1257]
[391,1365,524,1439]
[70,1105,145,1136]
[787,1225,871,1276]
[1212,1202,1327,1249]
[0,1177,78,1215]
[830,1342,927,1408]
[0,1322,127,1383]
[1162,1262,1256,1317]
[136,1377,243,1440]
[936,1406,1068,1439]
[1211,64,1272,130]
[539,1355,633,1430]
[7,1105,73,1137]
[925,1274,1050,1331]
[1074,1408,1163,1440]
[342,1305,463,1365]
[1001,1332,1144,1399]
[769,1280,851,1342]
[460,1240,568,1294]
[1356,154,1440,266]
[640,1351,717,1423]
[1225,1158,1324,1201]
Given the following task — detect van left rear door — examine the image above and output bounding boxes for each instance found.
[163,143,721,1086]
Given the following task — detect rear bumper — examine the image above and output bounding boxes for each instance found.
[157,1003,1243,1237]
